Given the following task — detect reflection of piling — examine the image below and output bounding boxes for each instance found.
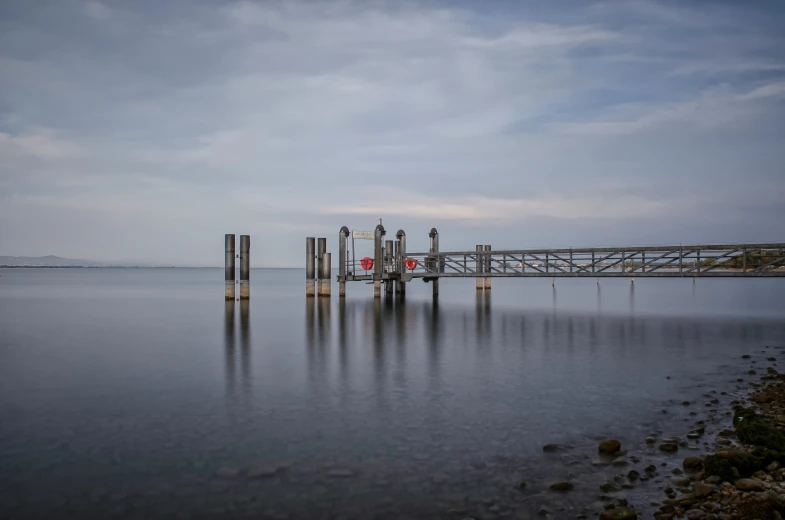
[224,299,235,393]
[306,237,316,297]
[240,235,250,299]
[306,297,315,348]
[319,252,332,296]
[239,299,250,384]
[475,245,483,290]
[484,244,492,290]
[225,234,236,300]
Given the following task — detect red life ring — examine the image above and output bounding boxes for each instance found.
[405,258,418,270]
[360,257,374,270]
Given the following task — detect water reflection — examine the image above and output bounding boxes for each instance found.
[224,300,251,398]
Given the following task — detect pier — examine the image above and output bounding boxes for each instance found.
[302,222,785,299]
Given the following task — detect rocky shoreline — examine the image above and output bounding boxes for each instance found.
[569,344,785,520]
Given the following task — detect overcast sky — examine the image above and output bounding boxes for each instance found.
[1,0,784,266]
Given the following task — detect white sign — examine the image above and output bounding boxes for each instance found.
[352,230,375,240]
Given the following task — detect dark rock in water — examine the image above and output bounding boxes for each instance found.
[671,468,683,475]
[611,457,628,466]
[735,478,765,491]
[671,476,691,486]
[599,440,621,454]
[627,470,640,481]
[543,443,564,452]
[768,357,777,361]
[600,481,621,492]
[550,481,573,491]
[659,443,679,453]
[683,457,703,470]
[600,508,638,520]
[645,437,656,444]
[749,370,757,375]
[681,401,690,406]
[645,464,657,474]
[742,355,751,359]
[518,481,526,490]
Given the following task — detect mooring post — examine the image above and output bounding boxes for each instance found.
[373,223,385,298]
[385,240,394,296]
[239,235,250,300]
[306,237,316,297]
[429,228,439,299]
[484,244,492,290]
[397,229,406,298]
[317,237,326,285]
[475,245,483,290]
[319,252,332,297]
[338,227,349,297]
[225,234,236,300]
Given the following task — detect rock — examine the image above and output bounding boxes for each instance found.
[518,481,526,490]
[550,481,573,491]
[693,482,716,497]
[672,468,683,475]
[600,508,638,520]
[628,470,640,481]
[599,440,622,454]
[600,481,622,493]
[659,443,679,453]
[645,464,658,473]
[682,401,690,406]
[743,355,751,359]
[326,469,356,478]
[749,370,757,375]
[683,457,703,470]
[612,457,628,466]
[686,509,706,519]
[646,437,657,444]
[246,464,285,479]
[538,505,551,516]
[705,476,721,484]
[543,443,564,452]
[767,461,781,472]
[672,476,691,486]
[735,478,765,491]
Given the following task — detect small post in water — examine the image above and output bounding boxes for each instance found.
[475,245,483,290]
[484,244,491,290]
[225,234,236,300]
[338,227,349,297]
[317,237,326,287]
[306,237,316,297]
[319,252,332,297]
[239,235,250,300]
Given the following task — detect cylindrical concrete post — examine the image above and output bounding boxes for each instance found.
[475,244,483,290]
[429,228,439,299]
[225,234,236,300]
[306,237,316,297]
[339,227,349,297]
[319,252,332,297]
[317,237,327,282]
[373,224,385,299]
[484,244,491,290]
[239,235,250,299]
[397,230,406,298]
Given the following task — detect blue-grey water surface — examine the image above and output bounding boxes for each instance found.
[1,268,784,519]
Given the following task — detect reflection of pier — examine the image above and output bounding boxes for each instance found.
[224,300,251,397]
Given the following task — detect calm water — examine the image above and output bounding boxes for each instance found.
[1,268,784,519]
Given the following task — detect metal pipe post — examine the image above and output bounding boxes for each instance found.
[475,245,483,290]
[338,227,349,297]
[319,252,332,296]
[317,237,327,283]
[484,245,491,289]
[225,234,236,300]
[429,228,439,299]
[306,237,316,296]
[239,235,250,300]
[385,240,394,296]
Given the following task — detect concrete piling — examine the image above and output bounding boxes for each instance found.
[475,245,483,290]
[319,252,332,297]
[338,227,349,297]
[306,237,316,297]
[239,235,250,300]
[484,245,491,290]
[396,230,406,298]
[225,234,236,300]
[429,228,439,299]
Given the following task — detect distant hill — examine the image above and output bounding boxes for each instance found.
[0,255,107,267]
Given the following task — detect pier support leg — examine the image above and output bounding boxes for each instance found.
[306,237,316,297]
[225,234,236,300]
[319,252,332,297]
[374,280,381,298]
[475,245,483,290]
[385,279,394,297]
[396,230,407,299]
[484,244,491,290]
[317,237,326,291]
[338,227,349,298]
[429,228,439,300]
[240,235,250,300]
[373,223,386,299]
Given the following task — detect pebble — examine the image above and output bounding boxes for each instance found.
[659,443,679,453]
[599,440,622,454]
[550,481,573,491]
